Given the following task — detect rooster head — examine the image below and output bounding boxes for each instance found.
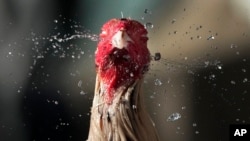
[95,18,150,103]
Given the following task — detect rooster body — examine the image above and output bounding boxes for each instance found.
[88,18,159,141]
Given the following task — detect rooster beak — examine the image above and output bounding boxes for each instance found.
[111,30,132,49]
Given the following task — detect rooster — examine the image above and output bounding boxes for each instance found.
[87,18,159,141]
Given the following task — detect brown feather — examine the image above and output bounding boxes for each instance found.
[87,74,159,141]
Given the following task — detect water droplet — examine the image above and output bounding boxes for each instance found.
[187,70,194,75]
[230,44,237,48]
[80,90,86,95]
[204,61,210,67]
[217,65,222,70]
[154,52,161,61]
[195,131,200,134]
[89,34,99,41]
[132,105,137,109]
[230,80,236,85]
[207,35,215,40]
[167,112,181,122]
[210,74,216,79]
[57,38,63,42]
[144,22,154,29]
[192,123,197,127]
[154,79,162,86]
[243,78,248,83]
[78,80,82,87]
[28,72,32,76]
[37,55,44,59]
[144,9,152,14]
[171,19,176,24]
[34,41,39,45]
[54,101,59,105]
[130,73,134,77]
[54,19,58,23]
[77,55,81,59]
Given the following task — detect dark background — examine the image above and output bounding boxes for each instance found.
[0,0,250,141]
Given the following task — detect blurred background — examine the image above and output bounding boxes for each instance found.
[0,0,250,140]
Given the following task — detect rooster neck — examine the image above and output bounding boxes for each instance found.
[89,18,158,141]
[87,75,159,141]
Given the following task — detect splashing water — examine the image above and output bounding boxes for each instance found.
[144,9,152,14]
[167,112,181,122]
[27,17,99,62]
[207,35,215,40]
[154,79,163,86]
[51,33,99,43]
[144,22,154,29]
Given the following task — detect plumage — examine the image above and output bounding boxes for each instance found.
[87,18,159,141]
